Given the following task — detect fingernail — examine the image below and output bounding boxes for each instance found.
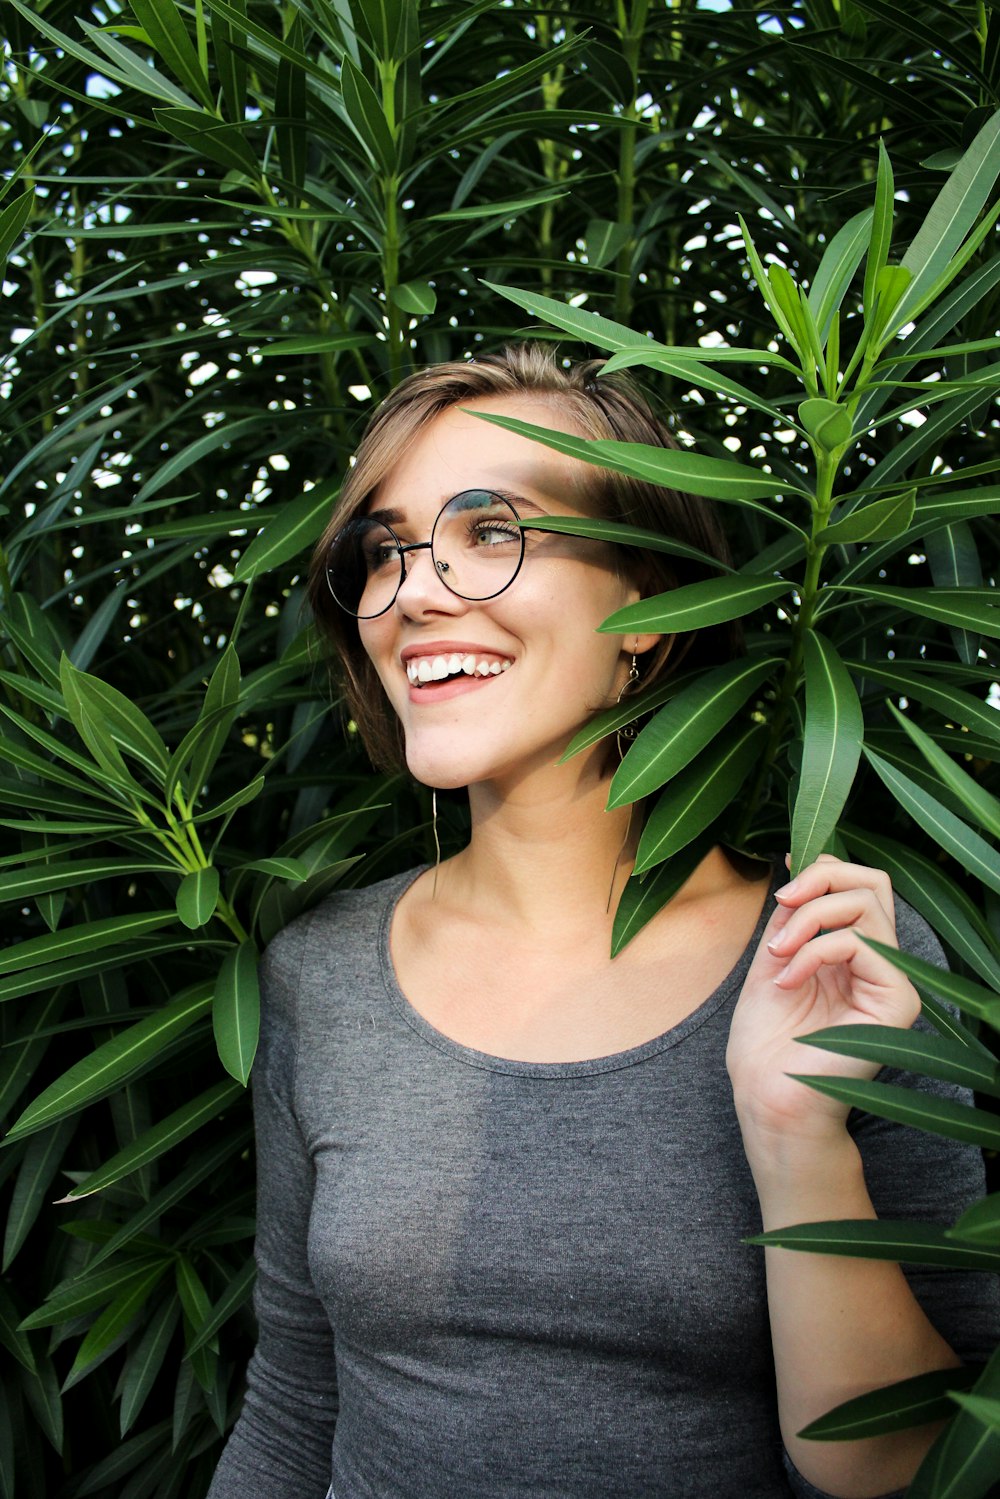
[775,878,799,898]
[766,936,786,954]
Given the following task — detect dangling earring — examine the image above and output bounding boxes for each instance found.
[608,645,641,912]
[615,650,641,761]
[431,788,442,899]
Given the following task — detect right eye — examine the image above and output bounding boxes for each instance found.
[362,537,399,572]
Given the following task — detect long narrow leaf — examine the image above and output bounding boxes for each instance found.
[865,749,1000,897]
[794,1025,1000,1096]
[635,725,764,873]
[608,658,778,809]
[790,632,863,873]
[799,1367,979,1442]
[4,984,213,1142]
[64,1080,243,1199]
[748,1219,1000,1272]
[788,1073,1000,1149]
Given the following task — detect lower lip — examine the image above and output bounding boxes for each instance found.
[406,671,509,704]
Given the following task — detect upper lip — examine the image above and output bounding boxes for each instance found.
[399,641,514,664]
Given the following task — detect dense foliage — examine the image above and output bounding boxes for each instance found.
[1,1,998,1494]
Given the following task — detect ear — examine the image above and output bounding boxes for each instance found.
[628,633,669,660]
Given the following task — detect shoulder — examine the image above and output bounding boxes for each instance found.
[890,887,947,969]
[260,863,426,1002]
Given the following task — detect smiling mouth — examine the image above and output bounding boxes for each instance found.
[405,652,513,687]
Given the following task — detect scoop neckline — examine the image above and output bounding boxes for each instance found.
[377,860,780,1078]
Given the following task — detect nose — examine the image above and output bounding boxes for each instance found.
[394,542,465,616]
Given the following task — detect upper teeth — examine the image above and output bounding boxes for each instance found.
[406,653,513,684]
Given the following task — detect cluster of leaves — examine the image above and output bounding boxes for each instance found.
[482,111,1000,1490]
[1,0,998,1495]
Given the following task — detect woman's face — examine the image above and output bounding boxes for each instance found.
[357,395,659,793]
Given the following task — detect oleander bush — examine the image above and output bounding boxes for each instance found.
[1,1,998,1494]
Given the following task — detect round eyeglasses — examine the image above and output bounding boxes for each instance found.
[325,490,527,619]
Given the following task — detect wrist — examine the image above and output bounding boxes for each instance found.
[741,1131,870,1230]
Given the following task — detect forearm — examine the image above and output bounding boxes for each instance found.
[749,1133,960,1499]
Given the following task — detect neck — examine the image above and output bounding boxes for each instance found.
[437,751,638,940]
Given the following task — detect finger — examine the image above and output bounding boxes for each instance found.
[766,888,898,959]
[773,929,921,1022]
[776,857,895,926]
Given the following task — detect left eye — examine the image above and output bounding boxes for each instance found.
[471,522,519,547]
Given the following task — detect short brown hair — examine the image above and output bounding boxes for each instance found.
[308,343,737,770]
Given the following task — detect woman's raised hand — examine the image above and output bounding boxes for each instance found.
[726,854,921,1160]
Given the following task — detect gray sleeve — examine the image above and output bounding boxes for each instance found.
[852,896,997,1365]
[207,918,337,1499]
[782,897,997,1499]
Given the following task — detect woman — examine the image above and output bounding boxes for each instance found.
[208,346,994,1499]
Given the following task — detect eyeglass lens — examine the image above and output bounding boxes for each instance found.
[325,490,524,618]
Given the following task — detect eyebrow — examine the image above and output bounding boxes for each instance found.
[368,491,549,527]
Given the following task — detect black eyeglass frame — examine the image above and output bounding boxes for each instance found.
[324,489,530,619]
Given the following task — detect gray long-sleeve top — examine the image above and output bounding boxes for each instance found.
[208,865,996,1499]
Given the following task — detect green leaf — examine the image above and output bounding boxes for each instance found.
[64,1261,170,1386]
[0,911,176,977]
[58,670,169,782]
[790,632,863,873]
[58,655,131,786]
[600,577,793,636]
[823,489,916,545]
[19,1259,169,1330]
[64,1078,243,1199]
[610,835,714,958]
[128,0,213,107]
[0,191,32,264]
[559,675,695,763]
[596,348,788,426]
[837,585,1000,640]
[257,333,375,356]
[135,416,264,502]
[795,1024,1000,1096]
[71,1421,173,1497]
[472,410,807,503]
[748,1219,1000,1273]
[585,217,631,269]
[519,514,734,572]
[234,479,338,581]
[634,725,764,874]
[86,1126,251,1273]
[176,868,220,930]
[0,857,173,905]
[893,107,1000,334]
[789,1073,1000,1150]
[389,280,437,315]
[234,856,309,883]
[608,658,778,809]
[844,660,1000,748]
[184,1255,255,1354]
[3,1118,76,1271]
[865,749,1000,897]
[862,936,999,1024]
[950,1194,1000,1246]
[4,984,213,1142]
[193,774,265,823]
[479,280,652,353]
[180,645,241,803]
[120,1297,180,1436]
[807,208,873,339]
[908,1344,1000,1499]
[886,704,1000,839]
[154,106,258,174]
[340,55,396,173]
[863,141,895,317]
[926,520,983,667]
[949,1393,1000,1431]
[213,942,260,1085]
[0,1285,36,1374]
[799,1366,979,1442]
